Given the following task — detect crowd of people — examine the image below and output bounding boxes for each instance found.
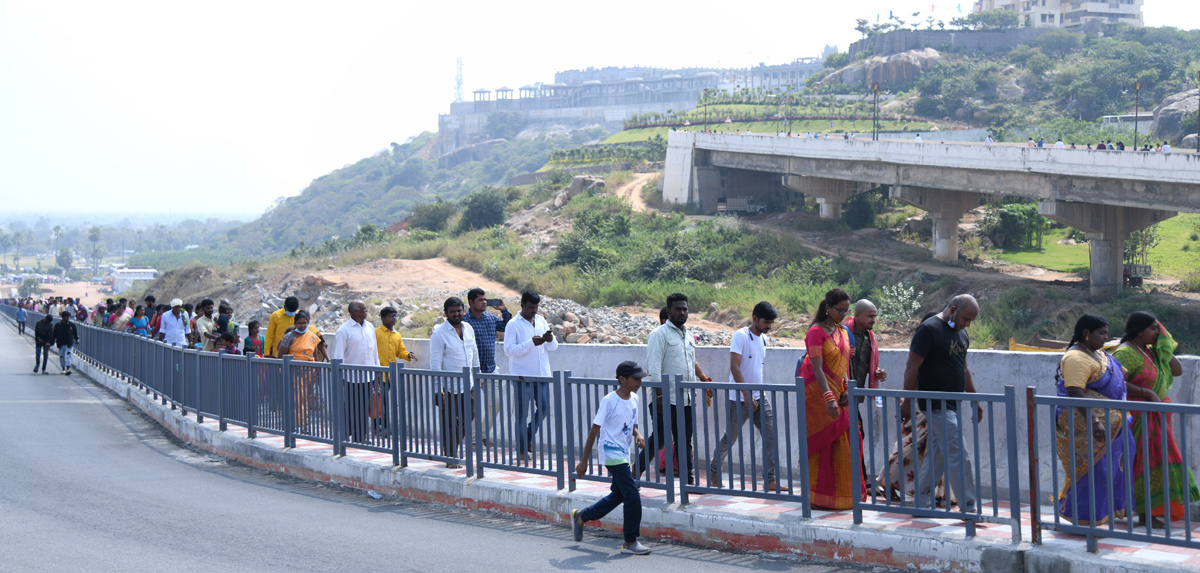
[8,286,1196,553]
[1024,136,1175,153]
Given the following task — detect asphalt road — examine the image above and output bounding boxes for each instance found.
[0,320,884,572]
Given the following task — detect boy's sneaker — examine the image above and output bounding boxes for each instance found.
[621,540,651,555]
[571,509,583,542]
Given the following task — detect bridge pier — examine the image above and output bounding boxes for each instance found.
[783,176,872,220]
[890,186,997,263]
[1039,201,1176,297]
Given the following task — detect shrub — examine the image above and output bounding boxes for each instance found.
[1181,272,1200,293]
[876,283,924,323]
[407,199,457,232]
[457,186,510,233]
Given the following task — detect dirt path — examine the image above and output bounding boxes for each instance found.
[613,173,656,213]
[317,258,519,299]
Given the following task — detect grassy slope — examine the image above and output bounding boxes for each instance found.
[605,119,928,144]
[991,214,1200,279]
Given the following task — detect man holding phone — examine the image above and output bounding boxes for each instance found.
[464,287,513,445]
[503,290,558,461]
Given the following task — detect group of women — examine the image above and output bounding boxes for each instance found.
[1055,311,1199,527]
[794,286,1197,525]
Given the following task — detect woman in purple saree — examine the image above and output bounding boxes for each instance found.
[1054,314,1130,525]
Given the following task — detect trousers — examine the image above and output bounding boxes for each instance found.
[579,463,641,543]
[916,407,977,511]
[709,398,778,483]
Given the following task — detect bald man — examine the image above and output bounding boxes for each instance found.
[333,300,379,443]
[901,294,981,514]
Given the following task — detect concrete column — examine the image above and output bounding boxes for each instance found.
[784,176,871,220]
[890,185,997,264]
[818,200,842,219]
[1039,201,1176,297]
[931,211,963,263]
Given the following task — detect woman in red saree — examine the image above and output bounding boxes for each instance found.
[798,288,866,510]
[1112,312,1199,527]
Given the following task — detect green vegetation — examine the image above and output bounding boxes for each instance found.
[991,227,1090,274]
[1143,214,1200,279]
[541,136,666,170]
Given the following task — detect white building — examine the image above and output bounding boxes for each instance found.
[973,0,1143,29]
[110,268,158,293]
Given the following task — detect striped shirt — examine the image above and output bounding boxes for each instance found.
[462,307,511,374]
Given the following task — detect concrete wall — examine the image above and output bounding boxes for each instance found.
[389,336,1200,503]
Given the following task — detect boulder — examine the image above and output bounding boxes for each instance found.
[1150,89,1199,144]
[552,175,605,209]
[401,317,416,329]
[563,311,579,323]
[817,48,941,88]
[561,323,576,336]
[1184,134,1198,150]
[565,333,590,344]
[579,315,592,328]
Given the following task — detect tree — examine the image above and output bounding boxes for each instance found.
[0,230,8,271]
[51,225,63,254]
[408,198,458,232]
[854,18,871,38]
[485,111,526,140]
[1035,29,1083,60]
[19,277,40,298]
[823,52,849,70]
[1125,224,1160,265]
[456,186,510,233]
[56,248,73,271]
[88,226,102,274]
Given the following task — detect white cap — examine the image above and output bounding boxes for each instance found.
[170,298,183,307]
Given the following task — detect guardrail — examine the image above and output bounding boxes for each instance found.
[1028,387,1200,552]
[850,386,1023,542]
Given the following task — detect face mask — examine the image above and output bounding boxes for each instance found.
[947,320,956,329]
[286,311,297,317]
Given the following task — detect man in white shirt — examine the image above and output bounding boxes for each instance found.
[1054,139,1065,149]
[708,302,785,492]
[984,135,993,146]
[157,299,191,347]
[429,296,478,467]
[1162,142,1172,154]
[332,300,379,443]
[503,290,557,460]
[914,134,922,143]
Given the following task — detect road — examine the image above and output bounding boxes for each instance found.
[0,321,880,572]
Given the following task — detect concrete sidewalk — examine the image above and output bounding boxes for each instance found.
[55,349,1199,573]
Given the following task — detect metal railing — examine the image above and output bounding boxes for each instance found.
[474,370,564,487]
[1028,387,1200,552]
[850,386,1024,542]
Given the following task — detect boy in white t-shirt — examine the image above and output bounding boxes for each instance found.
[572,361,651,555]
[708,301,786,492]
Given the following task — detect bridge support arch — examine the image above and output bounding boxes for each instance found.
[890,186,997,263]
[1039,201,1176,297]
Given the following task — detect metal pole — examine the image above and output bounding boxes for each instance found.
[1134,81,1140,150]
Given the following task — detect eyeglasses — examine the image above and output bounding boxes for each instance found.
[831,306,850,314]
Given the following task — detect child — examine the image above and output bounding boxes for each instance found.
[217,331,241,355]
[572,361,651,555]
[243,320,264,357]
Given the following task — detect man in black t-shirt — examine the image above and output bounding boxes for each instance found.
[901,294,981,513]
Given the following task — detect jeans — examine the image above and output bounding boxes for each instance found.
[515,379,549,453]
[478,367,502,443]
[35,344,50,371]
[916,407,977,511]
[17,320,25,335]
[639,400,694,479]
[58,346,73,370]
[709,398,778,483]
[579,463,641,543]
[344,381,372,443]
[438,391,471,459]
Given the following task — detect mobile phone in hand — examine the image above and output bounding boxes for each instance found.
[486,298,503,307]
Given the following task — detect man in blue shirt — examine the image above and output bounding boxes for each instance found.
[463,288,512,446]
[16,305,28,335]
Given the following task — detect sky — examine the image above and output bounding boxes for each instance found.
[1,1,1193,221]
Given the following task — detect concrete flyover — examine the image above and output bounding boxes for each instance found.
[662,131,1200,296]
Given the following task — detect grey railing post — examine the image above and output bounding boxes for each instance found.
[217,351,227,431]
[463,367,475,477]
[563,370,577,492]
[331,358,344,456]
[553,370,565,490]
[472,367,484,480]
[390,361,401,467]
[192,349,202,422]
[673,374,690,505]
[1005,385,1022,542]
[849,382,863,525]
[283,355,295,448]
[662,375,676,505]
[246,353,257,439]
[796,375,811,518]
[396,362,408,468]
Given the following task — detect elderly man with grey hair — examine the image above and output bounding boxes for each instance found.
[333,300,379,443]
[901,294,982,513]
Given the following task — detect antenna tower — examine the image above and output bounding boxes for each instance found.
[455,57,464,103]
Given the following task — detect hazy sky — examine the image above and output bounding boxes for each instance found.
[1,1,1192,219]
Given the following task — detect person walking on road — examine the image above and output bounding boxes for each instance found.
[33,313,54,374]
[901,294,982,513]
[642,292,710,484]
[504,290,557,461]
[375,307,415,435]
[52,311,79,376]
[16,305,27,335]
[572,361,651,556]
[463,288,511,445]
[332,300,379,444]
[429,297,478,468]
[709,301,787,492]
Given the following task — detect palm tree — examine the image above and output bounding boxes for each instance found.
[0,230,9,272]
[51,225,63,254]
[88,226,102,275]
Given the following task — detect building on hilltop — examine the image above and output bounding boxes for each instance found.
[973,0,1143,29]
[749,58,825,90]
